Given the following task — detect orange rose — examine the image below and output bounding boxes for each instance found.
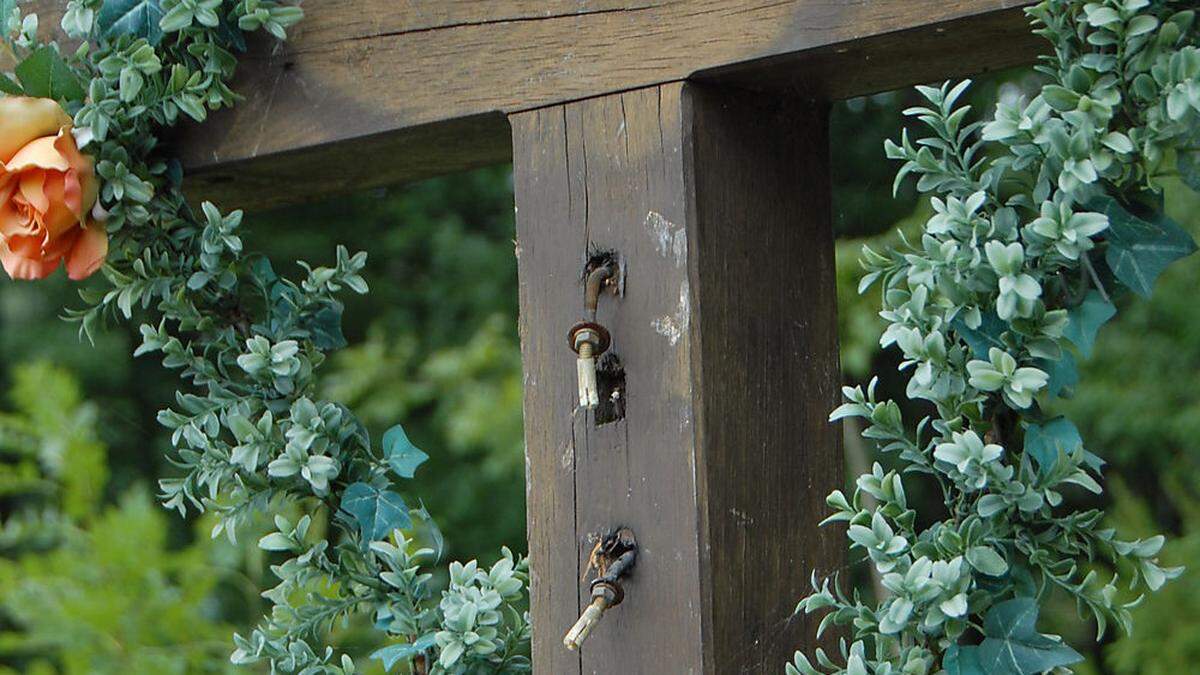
[0,96,107,281]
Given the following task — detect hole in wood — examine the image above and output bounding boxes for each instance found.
[583,248,624,299]
[594,353,625,425]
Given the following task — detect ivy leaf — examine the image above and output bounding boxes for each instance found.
[97,0,166,45]
[15,46,85,102]
[1063,290,1116,358]
[383,424,428,479]
[944,644,986,675]
[976,598,1083,674]
[1093,196,1197,297]
[952,311,1007,359]
[371,634,437,670]
[304,303,347,350]
[340,482,411,542]
[1023,417,1103,476]
[1037,350,1078,399]
[216,13,248,52]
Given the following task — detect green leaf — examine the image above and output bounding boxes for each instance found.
[1041,85,1080,112]
[966,546,1009,576]
[1037,350,1078,399]
[953,311,1007,359]
[976,598,1083,675]
[257,532,293,552]
[383,424,428,479]
[1126,14,1159,37]
[1063,290,1116,357]
[305,303,347,350]
[1024,417,1084,477]
[977,494,1008,518]
[944,644,986,675]
[96,0,165,45]
[0,73,21,95]
[372,635,436,670]
[15,46,86,102]
[1094,196,1198,297]
[340,482,411,542]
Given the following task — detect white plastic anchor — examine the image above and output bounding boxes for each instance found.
[569,323,608,409]
[563,593,611,650]
[576,341,600,408]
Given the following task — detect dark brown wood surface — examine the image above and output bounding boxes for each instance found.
[26,1,1040,209]
[686,84,844,673]
[511,81,842,673]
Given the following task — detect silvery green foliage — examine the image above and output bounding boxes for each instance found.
[793,2,1197,674]
[4,2,530,672]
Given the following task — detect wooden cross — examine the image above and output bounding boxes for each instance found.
[32,2,1042,672]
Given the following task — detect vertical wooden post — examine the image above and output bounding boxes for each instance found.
[510,81,843,674]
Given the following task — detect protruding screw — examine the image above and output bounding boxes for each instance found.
[569,322,610,409]
[563,581,623,650]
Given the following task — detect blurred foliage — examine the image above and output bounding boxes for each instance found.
[835,207,928,379]
[0,363,237,675]
[1099,477,1200,675]
[1050,179,1200,674]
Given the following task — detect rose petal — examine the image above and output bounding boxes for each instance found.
[63,168,83,216]
[66,222,107,280]
[44,224,80,260]
[53,129,98,215]
[38,172,82,240]
[19,169,48,213]
[0,234,61,280]
[0,98,72,164]
[0,178,23,235]
[5,135,71,172]
[0,196,37,238]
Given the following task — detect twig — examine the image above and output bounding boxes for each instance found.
[1081,254,1110,304]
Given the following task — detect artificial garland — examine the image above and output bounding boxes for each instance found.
[792,1,1198,674]
[2,0,1197,674]
[1,1,529,673]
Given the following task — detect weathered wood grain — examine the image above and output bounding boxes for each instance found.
[510,105,588,675]
[685,83,844,673]
[26,1,1040,208]
[510,81,842,673]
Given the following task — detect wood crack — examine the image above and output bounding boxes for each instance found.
[339,4,664,44]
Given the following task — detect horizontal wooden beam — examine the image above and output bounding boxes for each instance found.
[25,1,1041,209]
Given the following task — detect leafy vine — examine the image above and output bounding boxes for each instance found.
[1,1,529,673]
[3,0,1197,673]
[793,1,1198,674]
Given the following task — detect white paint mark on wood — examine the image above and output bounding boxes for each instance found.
[651,279,690,346]
[644,210,686,267]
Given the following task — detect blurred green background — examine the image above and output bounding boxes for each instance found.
[0,69,1196,674]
